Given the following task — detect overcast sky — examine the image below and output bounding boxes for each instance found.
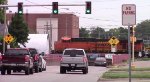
[7,0,150,30]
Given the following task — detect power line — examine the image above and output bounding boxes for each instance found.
[25,0,51,9]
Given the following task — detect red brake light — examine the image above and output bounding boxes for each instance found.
[34,55,39,61]
[25,55,30,61]
[0,55,2,60]
[60,57,63,62]
[83,57,88,62]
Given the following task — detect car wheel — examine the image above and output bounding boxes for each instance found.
[43,66,46,71]
[25,68,30,75]
[35,66,39,73]
[17,69,22,72]
[86,67,88,73]
[83,67,88,74]
[7,69,11,75]
[60,67,66,74]
[1,68,6,75]
[13,70,17,72]
[39,67,42,72]
[30,68,34,74]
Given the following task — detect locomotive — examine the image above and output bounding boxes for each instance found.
[54,38,144,57]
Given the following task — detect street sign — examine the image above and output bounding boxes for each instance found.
[108,36,119,46]
[122,4,136,26]
[4,34,14,44]
[111,45,117,52]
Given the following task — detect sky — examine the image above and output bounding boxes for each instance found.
[7,0,150,30]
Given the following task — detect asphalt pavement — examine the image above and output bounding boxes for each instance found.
[0,66,108,82]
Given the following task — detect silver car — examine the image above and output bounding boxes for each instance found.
[60,48,88,74]
[94,57,107,67]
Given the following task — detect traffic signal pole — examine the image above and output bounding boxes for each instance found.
[0,4,85,8]
[132,26,135,62]
[1,2,91,54]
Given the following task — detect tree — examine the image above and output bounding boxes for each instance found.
[90,27,105,38]
[8,13,29,47]
[79,27,90,38]
[107,27,128,40]
[0,0,7,24]
[136,20,150,39]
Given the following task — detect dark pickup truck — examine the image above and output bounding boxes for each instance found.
[1,48,34,75]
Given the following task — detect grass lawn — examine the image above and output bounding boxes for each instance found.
[102,68,150,79]
[136,58,150,61]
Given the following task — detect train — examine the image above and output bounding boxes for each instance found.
[53,38,144,57]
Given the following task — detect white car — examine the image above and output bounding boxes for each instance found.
[39,54,46,71]
[0,53,2,71]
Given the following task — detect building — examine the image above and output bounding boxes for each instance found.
[6,13,79,40]
[6,13,79,52]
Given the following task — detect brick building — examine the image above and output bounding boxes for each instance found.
[6,13,79,41]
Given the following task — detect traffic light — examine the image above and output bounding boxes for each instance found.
[130,26,135,36]
[86,1,91,14]
[52,2,58,14]
[18,2,23,15]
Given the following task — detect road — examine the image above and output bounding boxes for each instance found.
[0,66,108,82]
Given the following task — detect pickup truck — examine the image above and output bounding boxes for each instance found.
[1,48,34,75]
[60,48,88,74]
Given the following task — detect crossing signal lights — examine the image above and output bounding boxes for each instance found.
[86,1,91,14]
[52,2,58,14]
[18,2,23,15]
[130,26,135,36]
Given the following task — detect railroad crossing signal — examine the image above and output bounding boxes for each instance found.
[52,2,58,14]
[108,36,119,46]
[85,1,91,14]
[18,2,23,15]
[4,34,14,44]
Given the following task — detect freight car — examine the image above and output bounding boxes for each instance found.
[53,38,144,57]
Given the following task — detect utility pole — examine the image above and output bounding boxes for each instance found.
[65,15,68,36]
[44,22,49,34]
[49,14,52,54]
[44,22,51,54]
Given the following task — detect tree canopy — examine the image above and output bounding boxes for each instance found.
[0,0,6,24]
[8,13,29,47]
[79,19,150,40]
[135,20,150,39]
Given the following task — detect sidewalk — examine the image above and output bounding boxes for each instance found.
[98,60,150,82]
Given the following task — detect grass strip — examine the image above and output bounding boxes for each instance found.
[102,71,150,79]
[110,68,150,71]
[136,58,150,61]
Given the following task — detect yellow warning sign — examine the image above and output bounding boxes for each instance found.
[108,36,119,46]
[4,34,14,44]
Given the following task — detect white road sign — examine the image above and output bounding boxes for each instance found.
[122,4,136,26]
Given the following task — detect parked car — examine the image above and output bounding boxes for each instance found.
[94,57,107,67]
[60,48,88,74]
[0,53,2,71]
[39,52,46,71]
[1,48,34,75]
[87,54,99,66]
[28,48,43,73]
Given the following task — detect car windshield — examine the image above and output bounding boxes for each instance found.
[89,54,98,58]
[64,50,84,57]
[29,49,38,56]
[5,49,29,55]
